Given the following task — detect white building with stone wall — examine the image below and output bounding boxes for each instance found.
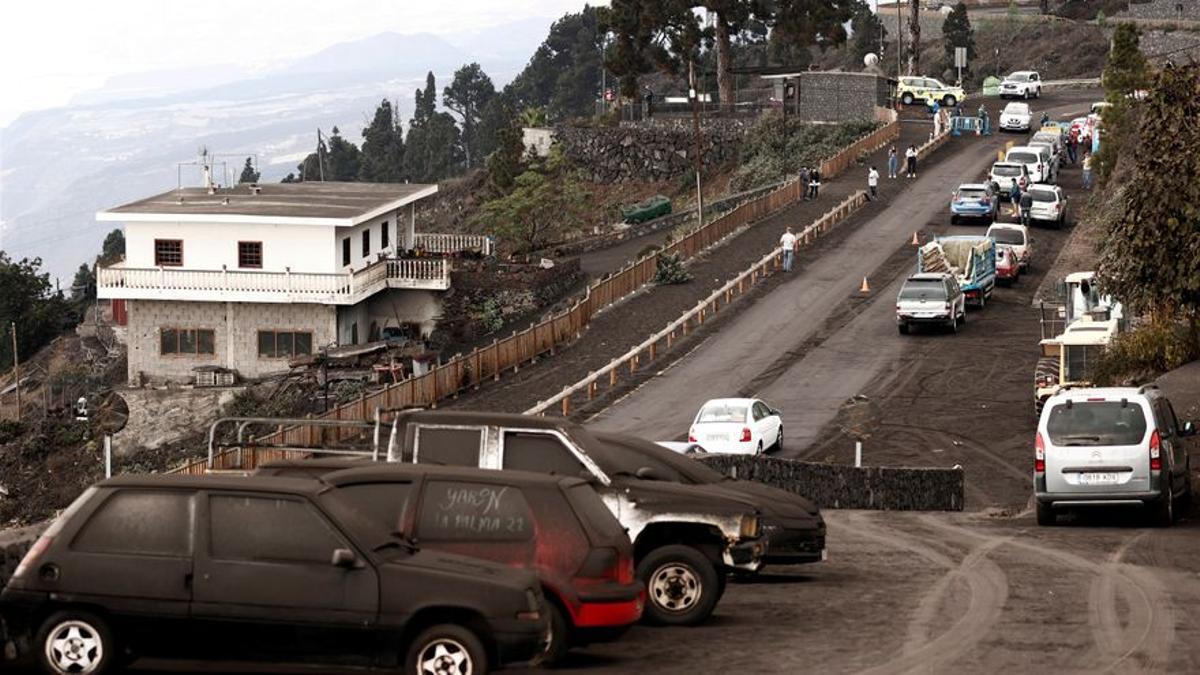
[97,181,490,385]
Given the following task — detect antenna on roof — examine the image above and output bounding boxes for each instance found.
[175,145,227,192]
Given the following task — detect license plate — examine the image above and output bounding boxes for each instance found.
[1078,472,1120,485]
[706,434,728,442]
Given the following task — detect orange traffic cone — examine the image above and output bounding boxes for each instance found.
[911,231,920,246]
[860,276,871,293]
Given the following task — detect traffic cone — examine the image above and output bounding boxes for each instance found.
[860,276,870,293]
[911,231,920,246]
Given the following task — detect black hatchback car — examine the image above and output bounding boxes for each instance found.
[0,474,548,675]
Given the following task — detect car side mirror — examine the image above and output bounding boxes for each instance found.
[332,548,360,569]
[1183,421,1197,437]
[636,466,665,481]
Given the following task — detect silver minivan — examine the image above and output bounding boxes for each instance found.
[1034,385,1195,526]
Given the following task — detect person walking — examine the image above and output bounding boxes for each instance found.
[780,227,798,272]
[1066,128,1079,165]
[808,168,821,199]
[1081,152,1094,189]
[868,166,880,200]
[887,146,899,179]
[1039,111,1051,129]
[905,145,918,178]
[1019,188,1034,227]
[799,165,810,198]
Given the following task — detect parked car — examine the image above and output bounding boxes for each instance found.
[1005,146,1053,184]
[985,223,1032,269]
[896,272,966,334]
[688,398,783,455]
[594,432,826,566]
[1025,183,1068,228]
[1034,385,1196,526]
[995,245,1021,286]
[989,161,1030,197]
[1026,142,1060,182]
[1000,70,1042,99]
[1000,102,1033,132]
[950,182,999,224]
[1030,130,1063,160]
[255,461,642,664]
[0,475,549,675]
[384,410,767,626]
[896,76,965,107]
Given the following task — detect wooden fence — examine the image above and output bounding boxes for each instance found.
[168,118,903,474]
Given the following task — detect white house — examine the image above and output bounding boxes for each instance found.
[96,181,489,385]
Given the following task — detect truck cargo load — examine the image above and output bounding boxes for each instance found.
[918,236,996,307]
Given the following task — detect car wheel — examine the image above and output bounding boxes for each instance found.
[944,95,957,107]
[541,601,572,666]
[35,611,116,675]
[1036,502,1056,526]
[948,316,958,334]
[898,323,910,335]
[756,441,763,456]
[958,306,967,325]
[901,92,914,105]
[774,426,784,453]
[1151,488,1175,527]
[1023,89,1030,100]
[406,623,488,675]
[638,545,721,626]
[977,293,986,310]
[951,214,959,225]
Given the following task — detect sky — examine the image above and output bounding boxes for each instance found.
[0,0,590,128]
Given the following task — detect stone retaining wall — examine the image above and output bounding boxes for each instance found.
[555,123,746,183]
[697,455,965,511]
[1122,0,1200,21]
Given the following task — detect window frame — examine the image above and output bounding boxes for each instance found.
[381,220,390,249]
[160,327,216,356]
[412,424,487,467]
[256,329,314,359]
[237,241,263,269]
[71,489,195,558]
[362,229,371,258]
[205,492,350,565]
[342,237,351,266]
[154,239,184,267]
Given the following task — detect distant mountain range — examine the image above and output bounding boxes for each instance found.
[0,18,553,280]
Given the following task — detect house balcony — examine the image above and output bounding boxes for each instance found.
[97,257,450,305]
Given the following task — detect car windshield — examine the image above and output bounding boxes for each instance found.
[989,229,1024,245]
[956,188,987,200]
[1029,189,1058,203]
[1008,73,1032,82]
[592,432,726,485]
[1004,104,1030,115]
[697,402,748,423]
[992,165,1022,176]
[1032,134,1056,144]
[899,280,947,300]
[1046,401,1147,447]
[1008,152,1038,164]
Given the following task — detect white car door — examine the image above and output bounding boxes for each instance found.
[754,401,780,446]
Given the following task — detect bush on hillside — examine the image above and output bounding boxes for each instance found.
[1093,321,1200,386]
[731,118,877,192]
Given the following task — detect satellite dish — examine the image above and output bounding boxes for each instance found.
[94,391,129,436]
[864,53,880,67]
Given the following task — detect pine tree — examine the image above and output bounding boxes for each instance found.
[1095,23,1150,184]
[908,0,921,74]
[99,229,125,265]
[405,73,465,182]
[359,99,406,182]
[325,127,361,181]
[765,0,855,68]
[71,263,96,302]
[850,0,886,67]
[941,2,975,80]
[598,0,656,98]
[443,63,496,168]
[237,157,260,184]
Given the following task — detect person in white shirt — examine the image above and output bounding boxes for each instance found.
[867,166,880,199]
[905,145,918,178]
[780,227,798,272]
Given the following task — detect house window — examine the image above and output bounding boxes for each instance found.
[381,221,390,249]
[238,241,263,268]
[154,239,183,267]
[257,330,313,359]
[160,328,215,355]
[342,237,351,266]
[362,230,371,258]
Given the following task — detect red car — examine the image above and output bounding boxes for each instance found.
[256,459,643,663]
[996,244,1021,285]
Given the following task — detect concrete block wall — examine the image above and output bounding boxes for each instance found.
[126,299,337,384]
[698,455,965,511]
[797,73,893,123]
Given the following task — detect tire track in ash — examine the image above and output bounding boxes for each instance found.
[840,512,1010,675]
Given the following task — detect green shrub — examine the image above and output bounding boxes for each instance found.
[654,252,693,285]
[731,118,878,192]
[1093,320,1200,386]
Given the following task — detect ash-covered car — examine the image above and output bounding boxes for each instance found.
[383,410,766,627]
[597,432,826,566]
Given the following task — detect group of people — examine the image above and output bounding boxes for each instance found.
[798,166,822,200]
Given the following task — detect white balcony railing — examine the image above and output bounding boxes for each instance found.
[414,233,493,256]
[98,257,450,305]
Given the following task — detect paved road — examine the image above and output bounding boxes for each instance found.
[587,95,1094,455]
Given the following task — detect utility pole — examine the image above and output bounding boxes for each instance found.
[896,0,903,82]
[317,128,326,182]
[10,322,20,421]
[689,60,705,228]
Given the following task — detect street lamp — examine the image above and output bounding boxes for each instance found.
[689,60,705,228]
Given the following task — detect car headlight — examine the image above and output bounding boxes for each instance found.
[739,515,760,539]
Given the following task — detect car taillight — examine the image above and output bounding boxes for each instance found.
[740,427,752,442]
[1149,430,1162,471]
[688,430,697,442]
[1034,433,1045,473]
[13,536,52,580]
[577,547,634,585]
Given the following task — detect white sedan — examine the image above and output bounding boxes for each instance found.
[1000,102,1032,132]
[688,398,783,455]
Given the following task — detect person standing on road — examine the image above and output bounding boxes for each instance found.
[905,145,918,178]
[1019,189,1034,226]
[887,146,899,179]
[1082,152,1094,189]
[1009,180,1022,216]
[808,168,821,199]
[868,166,880,200]
[799,165,810,198]
[1066,128,1079,165]
[780,227,798,272]
[1040,112,1051,129]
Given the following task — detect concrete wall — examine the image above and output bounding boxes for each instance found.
[332,207,413,273]
[125,220,335,273]
[125,299,337,383]
[698,455,965,511]
[367,289,443,340]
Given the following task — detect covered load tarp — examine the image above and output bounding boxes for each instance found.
[919,238,993,283]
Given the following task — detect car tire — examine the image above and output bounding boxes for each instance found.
[1036,502,1056,526]
[35,610,117,675]
[1034,357,1060,399]
[958,306,966,325]
[716,573,728,603]
[756,441,763,456]
[901,92,914,105]
[541,601,572,666]
[977,293,986,310]
[639,545,721,627]
[951,214,959,225]
[898,323,910,335]
[406,623,488,675]
[773,426,784,453]
[1151,488,1175,527]
[944,95,957,107]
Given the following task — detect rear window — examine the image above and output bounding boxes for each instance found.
[989,229,1024,245]
[72,490,192,557]
[899,280,947,300]
[992,165,1022,176]
[503,431,588,476]
[956,188,986,200]
[415,427,483,467]
[1032,134,1057,145]
[1029,189,1058,203]
[417,480,535,542]
[1046,401,1148,446]
[1007,152,1037,164]
[566,484,624,540]
[697,403,747,423]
